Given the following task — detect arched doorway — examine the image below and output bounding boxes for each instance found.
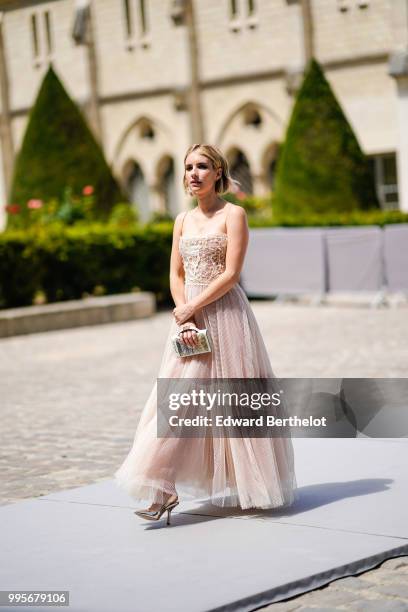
[266,158,277,190]
[228,149,253,195]
[262,142,280,193]
[262,143,280,193]
[157,156,177,218]
[125,161,150,222]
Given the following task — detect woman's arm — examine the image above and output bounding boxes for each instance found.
[169,212,187,308]
[173,205,249,325]
[170,212,198,346]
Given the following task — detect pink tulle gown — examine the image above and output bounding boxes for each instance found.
[114,209,298,510]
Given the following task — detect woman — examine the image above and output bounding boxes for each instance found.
[114,144,298,524]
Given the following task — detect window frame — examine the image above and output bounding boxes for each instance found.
[369,153,399,211]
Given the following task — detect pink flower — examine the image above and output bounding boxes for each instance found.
[27,199,43,209]
[5,204,21,214]
[82,185,94,196]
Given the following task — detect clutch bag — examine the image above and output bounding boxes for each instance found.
[171,326,212,358]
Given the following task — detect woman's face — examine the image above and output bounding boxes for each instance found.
[184,152,221,196]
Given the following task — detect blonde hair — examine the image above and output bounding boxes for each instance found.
[183,144,240,196]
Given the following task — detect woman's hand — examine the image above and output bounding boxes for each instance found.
[178,322,199,347]
[173,311,199,349]
[173,303,195,326]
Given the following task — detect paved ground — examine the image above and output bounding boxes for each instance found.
[1,300,408,611]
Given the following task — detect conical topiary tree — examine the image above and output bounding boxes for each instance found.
[7,65,127,228]
[272,58,380,216]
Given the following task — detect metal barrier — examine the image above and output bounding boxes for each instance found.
[240,225,407,305]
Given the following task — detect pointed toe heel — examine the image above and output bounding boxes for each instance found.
[134,495,179,525]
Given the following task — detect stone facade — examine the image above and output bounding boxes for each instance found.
[0,0,406,228]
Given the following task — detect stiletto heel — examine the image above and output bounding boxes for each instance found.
[134,495,179,525]
[166,501,179,525]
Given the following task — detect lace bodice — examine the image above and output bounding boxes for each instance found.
[179,234,228,286]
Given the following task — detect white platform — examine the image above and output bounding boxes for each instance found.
[1,438,407,612]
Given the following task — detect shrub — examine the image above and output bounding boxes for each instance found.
[7,66,126,230]
[108,203,139,227]
[0,224,173,308]
[248,208,408,228]
[21,186,98,228]
[273,58,380,215]
[148,211,175,224]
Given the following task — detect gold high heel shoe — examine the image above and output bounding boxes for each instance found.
[134,495,179,525]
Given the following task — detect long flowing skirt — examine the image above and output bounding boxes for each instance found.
[114,282,298,510]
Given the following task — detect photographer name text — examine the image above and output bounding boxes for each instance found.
[168,415,327,427]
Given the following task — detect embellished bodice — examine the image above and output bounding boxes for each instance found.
[179,234,228,286]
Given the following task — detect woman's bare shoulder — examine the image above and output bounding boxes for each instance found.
[173,210,187,232]
[175,210,187,223]
[226,201,247,221]
[232,203,246,214]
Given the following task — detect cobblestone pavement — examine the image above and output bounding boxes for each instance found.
[1,301,407,611]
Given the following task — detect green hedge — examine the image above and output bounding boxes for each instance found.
[226,195,408,226]
[0,223,173,309]
[248,208,408,227]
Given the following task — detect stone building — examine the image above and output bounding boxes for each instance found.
[0,0,407,228]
